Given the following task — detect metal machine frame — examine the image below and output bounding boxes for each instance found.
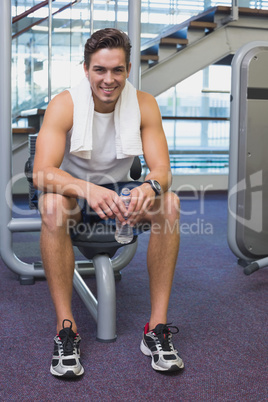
[0,0,141,342]
[228,41,268,275]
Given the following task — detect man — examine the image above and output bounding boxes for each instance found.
[33,28,184,377]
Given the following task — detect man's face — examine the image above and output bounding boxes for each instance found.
[84,47,131,113]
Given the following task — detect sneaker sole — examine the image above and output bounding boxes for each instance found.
[140,340,184,372]
[50,365,84,378]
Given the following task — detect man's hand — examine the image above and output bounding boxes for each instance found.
[126,184,156,226]
[86,184,128,223]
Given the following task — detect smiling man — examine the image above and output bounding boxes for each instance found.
[87,48,128,110]
[33,28,184,377]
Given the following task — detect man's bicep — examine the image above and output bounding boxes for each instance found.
[34,127,67,171]
[142,126,170,171]
[141,111,170,171]
[139,92,170,170]
[33,92,72,171]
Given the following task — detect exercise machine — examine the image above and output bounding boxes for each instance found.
[0,0,143,342]
[228,41,268,275]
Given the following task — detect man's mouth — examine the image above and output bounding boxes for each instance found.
[101,87,117,94]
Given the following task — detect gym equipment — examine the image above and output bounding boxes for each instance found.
[0,0,143,342]
[228,41,268,275]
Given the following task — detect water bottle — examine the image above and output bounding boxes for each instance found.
[115,187,133,244]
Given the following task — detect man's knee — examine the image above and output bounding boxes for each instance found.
[148,191,180,228]
[39,193,79,231]
[156,191,180,220]
[170,192,180,223]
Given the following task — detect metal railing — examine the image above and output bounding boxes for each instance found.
[12,0,80,39]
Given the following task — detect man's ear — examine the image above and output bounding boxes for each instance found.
[127,62,132,78]
[83,62,89,78]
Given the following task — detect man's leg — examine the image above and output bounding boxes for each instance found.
[38,193,81,334]
[140,191,183,372]
[146,191,180,330]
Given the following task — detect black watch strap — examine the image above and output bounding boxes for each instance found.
[144,180,162,196]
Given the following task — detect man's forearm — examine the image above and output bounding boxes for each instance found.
[33,166,90,199]
[144,166,172,194]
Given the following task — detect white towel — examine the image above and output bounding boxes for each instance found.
[68,77,143,159]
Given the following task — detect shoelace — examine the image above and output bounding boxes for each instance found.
[58,319,76,356]
[154,324,179,352]
[59,329,76,356]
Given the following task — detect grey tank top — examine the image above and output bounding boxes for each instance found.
[60,110,134,185]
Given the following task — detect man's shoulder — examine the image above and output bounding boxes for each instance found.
[137,89,155,103]
[46,90,73,118]
[43,90,73,132]
[51,90,73,107]
[137,90,159,116]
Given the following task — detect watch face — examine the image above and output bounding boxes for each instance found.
[144,180,161,194]
[154,181,161,192]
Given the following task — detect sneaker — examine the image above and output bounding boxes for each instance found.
[50,319,84,377]
[140,323,184,372]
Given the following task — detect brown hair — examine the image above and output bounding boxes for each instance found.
[84,28,132,70]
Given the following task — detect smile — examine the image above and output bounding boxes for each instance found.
[101,87,117,94]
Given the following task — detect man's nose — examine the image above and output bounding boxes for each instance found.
[104,71,114,84]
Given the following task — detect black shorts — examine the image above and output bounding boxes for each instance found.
[79,181,150,236]
[79,181,142,223]
[32,181,148,236]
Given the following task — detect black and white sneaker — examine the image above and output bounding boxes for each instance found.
[140,323,184,372]
[50,319,84,378]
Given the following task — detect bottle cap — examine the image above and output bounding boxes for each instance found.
[121,187,131,196]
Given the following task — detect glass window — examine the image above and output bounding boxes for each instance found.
[157,65,231,152]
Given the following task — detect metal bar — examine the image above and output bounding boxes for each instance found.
[48,0,52,102]
[73,269,98,322]
[8,218,42,232]
[12,140,29,152]
[115,0,118,29]
[111,242,138,273]
[0,0,43,278]
[128,0,141,89]
[90,0,94,35]
[0,0,13,259]
[162,116,229,121]
[94,254,117,342]
[231,0,239,21]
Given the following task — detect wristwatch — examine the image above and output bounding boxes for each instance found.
[144,180,162,196]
